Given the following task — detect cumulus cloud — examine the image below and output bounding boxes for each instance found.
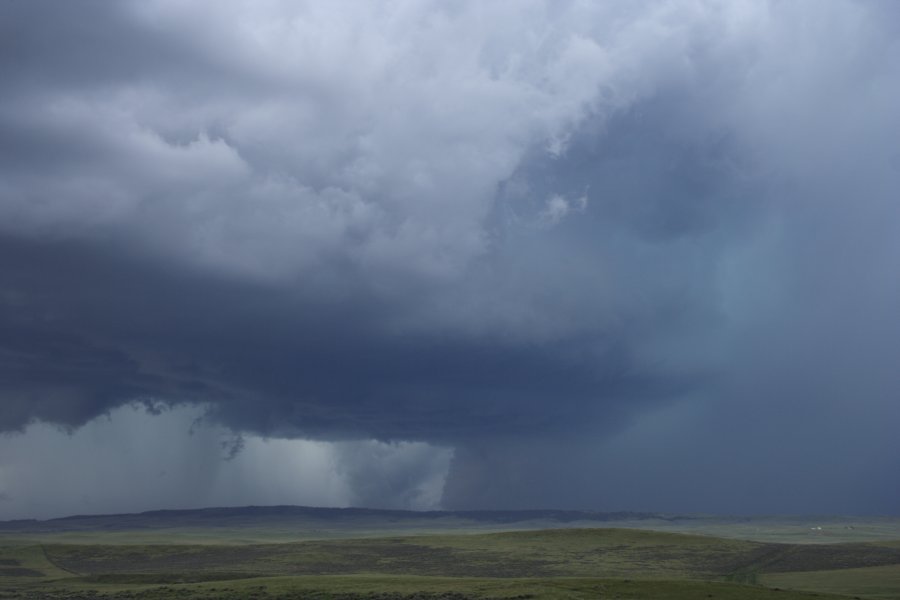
[536,194,587,227]
[1,0,899,515]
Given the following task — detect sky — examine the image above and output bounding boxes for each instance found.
[1,0,899,520]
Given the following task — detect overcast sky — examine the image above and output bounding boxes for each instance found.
[1,0,899,520]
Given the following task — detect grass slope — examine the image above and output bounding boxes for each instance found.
[761,564,900,599]
[32,529,900,580]
[0,573,855,600]
[2,525,900,599]
[4,507,900,545]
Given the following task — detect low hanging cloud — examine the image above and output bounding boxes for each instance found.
[0,403,451,520]
[2,0,900,515]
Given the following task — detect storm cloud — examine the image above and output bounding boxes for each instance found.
[1,0,899,516]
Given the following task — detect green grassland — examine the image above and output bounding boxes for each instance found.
[3,525,900,600]
[4,510,900,547]
[761,564,900,599]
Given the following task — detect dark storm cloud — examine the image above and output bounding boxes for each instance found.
[0,0,710,438]
[2,0,900,514]
[0,233,690,439]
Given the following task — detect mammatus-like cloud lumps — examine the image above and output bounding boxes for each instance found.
[1,0,899,514]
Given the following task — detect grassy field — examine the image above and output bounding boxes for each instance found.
[2,527,900,599]
[4,507,899,545]
[760,564,900,599]
[0,509,634,547]
[3,508,900,599]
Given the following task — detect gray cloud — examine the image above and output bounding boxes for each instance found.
[1,0,899,515]
[0,404,451,520]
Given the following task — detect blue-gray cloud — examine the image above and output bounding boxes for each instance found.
[1,0,899,515]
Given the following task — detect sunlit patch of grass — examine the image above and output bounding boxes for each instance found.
[760,563,900,599]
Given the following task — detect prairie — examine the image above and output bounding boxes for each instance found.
[2,507,899,599]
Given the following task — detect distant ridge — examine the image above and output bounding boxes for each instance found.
[0,505,670,533]
[4,506,899,545]
[97,505,663,522]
